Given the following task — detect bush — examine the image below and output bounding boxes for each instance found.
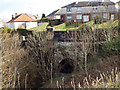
[65,20,81,27]
[65,20,74,27]
[17,29,32,36]
[2,25,14,33]
[102,37,120,55]
[38,17,49,23]
[49,19,61,26]
[94,16,102,24]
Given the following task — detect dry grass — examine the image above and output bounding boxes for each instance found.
[54,67,120,89]
[1,31,56,88]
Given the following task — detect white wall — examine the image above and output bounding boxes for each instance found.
[8,22,38,29]
[55,15,61,19]
[116,3,120,10]
[0,22,3,28]
[7,22,14,29]
[26,22,37,29]
[14,22,25,29]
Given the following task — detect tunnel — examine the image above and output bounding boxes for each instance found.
[58,58,74,74]
[87,53,94,63]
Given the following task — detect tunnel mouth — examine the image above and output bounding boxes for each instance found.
[58,58,74,74]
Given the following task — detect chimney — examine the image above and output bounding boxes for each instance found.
[12,15,14,19]
[15,13,18,17]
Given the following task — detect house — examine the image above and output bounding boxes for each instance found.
[116,1,120,10]
[7,13,38,29]
[27,14,41,20]
[48,0,116,23]
[0,21,3,28]
[116,1,120,18]
[47,9,61,20]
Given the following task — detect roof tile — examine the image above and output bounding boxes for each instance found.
[8,13,36,23]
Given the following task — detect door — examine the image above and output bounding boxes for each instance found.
[111,14,114,20]
[83,15,89,22]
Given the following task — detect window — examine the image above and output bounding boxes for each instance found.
[67,7,72,12]
[93,6,98,10]
[67,15,72,20]
[77,7,82,11]
[77,14,82,19]
[103,13,109,19]
[83,15,89,22]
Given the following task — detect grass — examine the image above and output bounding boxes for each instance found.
[27,19,118,32]
[53,20,118,31]
[29,22,49,32]
[43,54,119,88]
[92,20,119,30]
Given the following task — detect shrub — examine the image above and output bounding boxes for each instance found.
[65,20,81,27]
[49,19,61,26]
[102,37,120,55]
[38,17,49,23]
[2,25,14,33]
[17,29,32,36]
[94,16,102,24]
[65,20,74,27]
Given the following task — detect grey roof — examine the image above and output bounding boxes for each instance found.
[62,1,115,8]
[117,1,120,3]
[74,1,115,7]
[47,9,59,17]
[62,2,76,8]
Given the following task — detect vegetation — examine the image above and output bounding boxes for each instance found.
[17,29,32,36]
[1,25,14,33]
[49,19,61,27]
[94,15,102,24]
[48,19,118,31]
[29,23,49,31]
[102,37,120,56]
[41,13,46,19]
[1,17,119,89]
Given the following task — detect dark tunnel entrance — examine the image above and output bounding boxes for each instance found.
[58,58,74,74]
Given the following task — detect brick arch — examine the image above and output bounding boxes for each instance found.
[58,58,75,74]
[87,53,94,63]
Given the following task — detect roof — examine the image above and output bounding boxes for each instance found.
[8,13,36,23]
[62,1,115,8]
[62,2,76,8]
[117,1,120,3]
[47,9,60,17]
[74,1,115,7]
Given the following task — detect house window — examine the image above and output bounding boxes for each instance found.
[93,6,98,10]
[77,14,82,19]
[67,7,72,12]
[77,7,82,11]
[83,15,89,22]
[103,13,109,19]
[67,15,72,20]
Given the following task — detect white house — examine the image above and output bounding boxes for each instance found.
[7,13,38,29]
[0,22,3,28]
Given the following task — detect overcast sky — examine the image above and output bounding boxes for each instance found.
[0,0,119,22]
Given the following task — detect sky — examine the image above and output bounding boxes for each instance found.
[0,0,119,22]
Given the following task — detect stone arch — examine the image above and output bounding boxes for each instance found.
[87,53,94,63]
[58,58,75,74]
